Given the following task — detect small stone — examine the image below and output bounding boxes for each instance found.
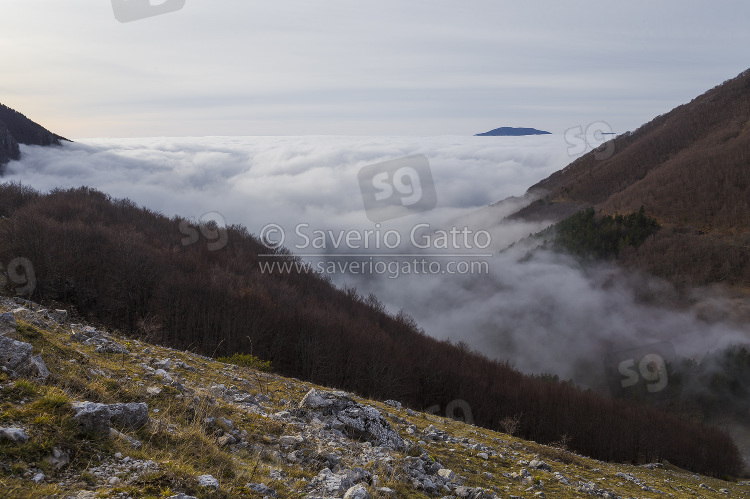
[279,434,304,451]
[454,486,473,498]
[478,452,489,460]
[0,427,29,443]
[32,472,45,483]
[29,355,49,382]
[344,484,371,499]
[421,478,437,493]
[109,402,149,429]
[437,468,456,481]
[0,312,17,335]
[110,428,143,449]
[217,434,237,447]
[246,483,278,498]
[529,459,552,472]
[72,401,111,436]
[0,336,32,374]
[154,358,172,370]
[46,447,71,469]
[49,310,68,324]
[215,417,234,432]
[108,476,121,485]
[197,474,220,489]
[167,495,197,499]
[154,369,173,383]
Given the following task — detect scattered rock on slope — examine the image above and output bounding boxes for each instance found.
[298,388,405,450]
[0,311,17,335]
[0,335,49,381]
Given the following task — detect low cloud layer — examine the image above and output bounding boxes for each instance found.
[6,136,750,390]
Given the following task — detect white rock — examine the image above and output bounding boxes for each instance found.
[437,468,456,481]
[154,369,173,383]
[343,484,371,499]
[197,474,220,489]
[0,312,17,335]
[0,427,29,443]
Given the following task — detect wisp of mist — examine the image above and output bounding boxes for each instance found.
[7,136,750,390]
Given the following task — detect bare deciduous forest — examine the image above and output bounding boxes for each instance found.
[0,183,742,476]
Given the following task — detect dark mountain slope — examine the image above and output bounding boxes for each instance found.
[0,121,21,166]
[512,68,750,287]
[0,103,69,170]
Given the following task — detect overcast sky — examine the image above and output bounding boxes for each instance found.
[2,1,749,137]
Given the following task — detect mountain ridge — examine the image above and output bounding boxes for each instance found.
[508,68,750,288]
[0,103,69,170]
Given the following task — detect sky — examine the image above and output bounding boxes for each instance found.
[1,1,749,138]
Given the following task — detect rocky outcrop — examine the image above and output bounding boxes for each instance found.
[109,402,149,430]
[0,335,49,381]
[0,311,18,335]
[72,401,149,436]
[298,389,405,450]
[0,296,740,498]
[72,402,112,437]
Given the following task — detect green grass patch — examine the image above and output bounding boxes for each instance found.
[215,353,272,373]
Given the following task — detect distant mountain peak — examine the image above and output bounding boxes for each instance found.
[0,103,69,170]
[475,127,551,136]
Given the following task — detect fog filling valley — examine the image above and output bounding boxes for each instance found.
[7,136,750,391]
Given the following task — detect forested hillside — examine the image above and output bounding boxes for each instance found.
[0,183,742,476]
[511,69,750,288]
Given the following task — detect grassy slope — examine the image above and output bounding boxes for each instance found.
[0,301,748,499]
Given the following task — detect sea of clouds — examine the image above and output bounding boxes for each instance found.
[5,136,750,388]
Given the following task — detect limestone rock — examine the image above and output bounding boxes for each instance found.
[72,401,111,436]
[0,336,32,373]
[197,474,220,489]
[246,483,278,498]
[344,484,371,499]
[0,426,29,442]
[109,402,149,430]
[0,311,17,335]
